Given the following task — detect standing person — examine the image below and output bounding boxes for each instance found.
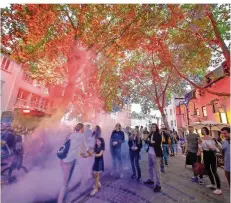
[85,124,94,150]
[128,129,142,181]
[92,125,101,139]
[180,135,186,154]
[123,126,131,170]
[199,127,222,195]
[110,123,125,178]
[185,126,203,184]
[173,131,179,155]
[57,123,91,203]
[169,130,174,157]
[144,123,163,192]
[90,137,105,196]
[140,126,144,135]
[161,128,170,166]
[221,127,230,186]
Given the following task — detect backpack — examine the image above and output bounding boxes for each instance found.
[57,139,71,160]
[15,135,23,153]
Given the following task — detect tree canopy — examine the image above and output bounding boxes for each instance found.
[1,4,230,121]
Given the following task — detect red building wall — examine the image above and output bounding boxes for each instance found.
[177,76,230,133]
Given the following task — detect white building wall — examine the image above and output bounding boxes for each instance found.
[1,54,54,114]
[165,96,184,132]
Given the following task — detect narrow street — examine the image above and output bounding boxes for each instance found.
[54,153,230,203]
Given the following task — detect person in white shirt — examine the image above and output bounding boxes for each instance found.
[198,127,222,195]
[58,123,91,203]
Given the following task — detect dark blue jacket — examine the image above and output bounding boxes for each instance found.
[110,130,125,150]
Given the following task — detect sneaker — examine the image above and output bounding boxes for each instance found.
[213,189,222,195]
[90,188,99,196]
[191,176,198,182]
[131,174,136,179]
[165,163,168,166]
[161,169,165,173]
[206,184,216,189]
[143,179,154,185]
[154,185,161,192]
[198,178,204,185]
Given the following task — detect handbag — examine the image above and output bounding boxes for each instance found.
[193,157,208,176]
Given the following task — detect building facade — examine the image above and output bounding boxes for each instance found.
[164,95,185,131]
[1,54,55,115]
[176,65,230,136]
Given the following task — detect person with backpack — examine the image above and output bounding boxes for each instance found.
[221,127,230,186]
[57,123,91,203]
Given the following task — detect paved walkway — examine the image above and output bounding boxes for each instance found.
[63,153,230,203]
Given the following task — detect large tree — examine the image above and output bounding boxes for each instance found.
[1,4,230,121]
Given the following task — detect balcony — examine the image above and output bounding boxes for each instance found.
[14,98,55,114]
[15,98,28,108]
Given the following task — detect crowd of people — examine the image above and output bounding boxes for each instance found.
[1,121,230,203]
[56,121,230,203]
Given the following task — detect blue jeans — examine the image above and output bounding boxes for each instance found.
[130,151,141,178]
[111,148,123,172]
[170,144,174,154]
[162,144,169,164]
[173,144,178,154]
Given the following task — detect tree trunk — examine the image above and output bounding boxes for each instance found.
[159,107,170,130]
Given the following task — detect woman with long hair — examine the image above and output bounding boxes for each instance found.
[144,123,163,192]
[58,123,91,203]
[90,137,105,196]
[92,125,101,139]
[199,127,222,195]
[128,129,142,181]
[110,123,125,178]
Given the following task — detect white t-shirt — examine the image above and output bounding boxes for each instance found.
[63,132,88,163]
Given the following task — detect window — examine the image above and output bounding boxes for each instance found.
[171,120,173,126]
[16,89,30,100]
[174,120,176,126]
[30,94,40,108]
[196,108,200,116]
[170,109,172,115]
[22,72,33,84]
[1,80,4,95]
[16,89,30,106]
[202,106,207,117]
[1,57,11,71]
[44,100,49,110]
[39,98,46,109]
[220,112,228,124]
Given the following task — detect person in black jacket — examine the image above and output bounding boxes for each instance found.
[128,129,142,181]
[144,123,163,192]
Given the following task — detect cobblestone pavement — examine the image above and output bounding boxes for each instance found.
[63,153,230,203]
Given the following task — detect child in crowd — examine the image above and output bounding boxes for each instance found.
[90,137,105,196]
